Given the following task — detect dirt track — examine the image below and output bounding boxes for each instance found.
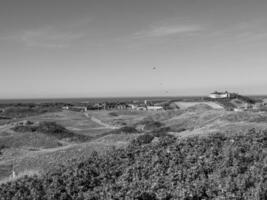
[84,113,117,129]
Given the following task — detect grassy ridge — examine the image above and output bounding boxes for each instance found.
[0,104,62,119]
[0,129,266,200]
[12,121,91,142]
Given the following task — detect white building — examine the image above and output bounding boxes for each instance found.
[209,91,231,99]
[136,106,147,111]
[127,104,137,110]
[62,106,69,110]
[146,106,164,111]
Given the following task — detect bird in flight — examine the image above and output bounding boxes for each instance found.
[152,67,156,70]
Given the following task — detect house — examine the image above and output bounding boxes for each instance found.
[136,106,147,111]
[103,102,128,110]
[87,103,105,110]
[127,104,137,110]
[115,103,127,110]
[209,91,231,99]
[146,106,164,111]
[62,106,69,110]
[262,98,267,105]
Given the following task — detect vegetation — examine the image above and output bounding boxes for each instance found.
[146,127,177,138]
[133,133,155,145]
[109,112,119,117]
[136,119,164,131]
[12,121,91,141]
[0,128,266,200]
[0,145,6,155]
[0,103,63,119]
[110,126,139,134]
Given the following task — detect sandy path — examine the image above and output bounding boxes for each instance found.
[0,124,13,132]
[175,102,224,109]
[84,113,117,129]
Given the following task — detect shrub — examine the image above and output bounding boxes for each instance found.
[119,126,138,133]
[133,134,155,145]
[0,129,266,200]
[109,112,119,117]
[12,121,90,141]
[2,104,61,118]
[150,127,175,138]
[136,119,164,131]
[111,126,139,134]
[0,145,6,155]
[36,121,69,135]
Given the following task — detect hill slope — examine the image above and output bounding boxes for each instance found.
[0,129,266,200]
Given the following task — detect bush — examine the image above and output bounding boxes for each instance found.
[1,104,61,118]
[111,126,139,134]
[12,121,90,141]
[0,129,266,199]
[109,112,119,117]
[133,134,155,145]
[0,144,6,155]
[36,121,69,135]
[136,119,164,131]
[12,125,33,133]
[150,127,176,137]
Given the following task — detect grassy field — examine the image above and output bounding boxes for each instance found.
[174,101,224,109]
[1,105,267,184]
[0,110,148,181]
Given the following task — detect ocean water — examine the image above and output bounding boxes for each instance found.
[0,96,203,104]
[0,95,263,104]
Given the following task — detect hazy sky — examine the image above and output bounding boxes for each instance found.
[1,0,267,98]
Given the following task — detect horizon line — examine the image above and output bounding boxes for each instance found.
[0,93,266,101]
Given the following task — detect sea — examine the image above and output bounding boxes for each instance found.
[0,95,264,104]
[0,96,202,104]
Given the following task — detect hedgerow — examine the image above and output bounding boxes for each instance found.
[0,129,266,200]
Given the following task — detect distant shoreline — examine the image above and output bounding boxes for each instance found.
[0,96,201,104]
[0,94,266,104]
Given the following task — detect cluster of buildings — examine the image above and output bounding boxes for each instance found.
[208,91,267,112]
[62,100,164,112]
[60,92,267,113]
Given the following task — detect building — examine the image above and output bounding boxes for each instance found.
[115,103,127,110]
[62,106,69,110]
[89,103,105,110]
[136,106,147,111]
[127,104,137,110]
[103,102,128,110]
[262,98,267,105]
[146,106,164,111]
[209,91,231,99]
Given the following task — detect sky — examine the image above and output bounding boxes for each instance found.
[1,0,267,98]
